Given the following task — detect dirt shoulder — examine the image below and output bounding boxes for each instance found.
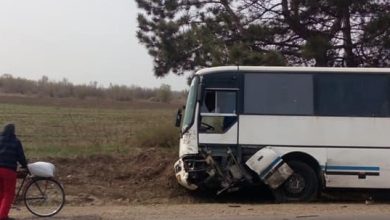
[16,148,390,219]
[35,147,385,206]
[45,148,191,206]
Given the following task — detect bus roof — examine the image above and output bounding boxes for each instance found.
[195,66,390,75]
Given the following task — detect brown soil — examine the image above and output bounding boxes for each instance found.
[43,148,194,206]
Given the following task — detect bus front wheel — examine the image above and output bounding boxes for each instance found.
[273,160,318,202]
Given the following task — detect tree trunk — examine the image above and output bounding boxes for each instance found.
[342,4,357,67]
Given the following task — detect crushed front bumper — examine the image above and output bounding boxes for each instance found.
[174,159,198,190]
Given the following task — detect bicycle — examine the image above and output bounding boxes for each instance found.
[14,163,65,217]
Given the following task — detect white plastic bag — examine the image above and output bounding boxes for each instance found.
[27,162,56,177]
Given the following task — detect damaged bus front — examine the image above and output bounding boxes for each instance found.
[174,67,302,200]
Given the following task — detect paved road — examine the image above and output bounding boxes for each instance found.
[188,215,390,220]
[10,203,390,220]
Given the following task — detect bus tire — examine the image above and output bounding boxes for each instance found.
[273,160,318,202]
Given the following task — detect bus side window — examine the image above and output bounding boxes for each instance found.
[200,90,237,133]
[202,90,236,113]
[203,90,216,113]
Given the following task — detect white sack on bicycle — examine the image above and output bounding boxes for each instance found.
[27,162,55,177]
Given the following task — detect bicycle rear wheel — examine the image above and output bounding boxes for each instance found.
[24,178,65,217]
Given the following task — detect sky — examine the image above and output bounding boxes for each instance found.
[0,0,188,90]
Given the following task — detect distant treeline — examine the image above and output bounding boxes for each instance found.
[0,74,185,103]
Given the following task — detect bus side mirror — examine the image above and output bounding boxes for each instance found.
[175,108,182,127]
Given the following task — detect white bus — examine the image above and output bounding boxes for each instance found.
[174,66,390,202]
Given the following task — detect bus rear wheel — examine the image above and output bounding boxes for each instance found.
[273,160,318,202]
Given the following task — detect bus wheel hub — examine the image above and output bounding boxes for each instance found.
[285,173,305,194]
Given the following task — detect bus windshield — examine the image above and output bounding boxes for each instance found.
[182,76,199,133]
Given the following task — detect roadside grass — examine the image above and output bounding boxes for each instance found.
[0,103,180,158]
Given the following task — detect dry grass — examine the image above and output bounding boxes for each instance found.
[0,102,180,157]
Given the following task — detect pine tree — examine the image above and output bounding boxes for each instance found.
[136,0,390,77]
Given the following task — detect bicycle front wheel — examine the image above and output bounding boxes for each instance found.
[24,178,65,217]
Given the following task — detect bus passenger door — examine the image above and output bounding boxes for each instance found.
[198,89,238,148]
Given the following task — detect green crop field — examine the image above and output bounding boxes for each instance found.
[0,102,180,158]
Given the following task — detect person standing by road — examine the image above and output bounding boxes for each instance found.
[0,124,27,220]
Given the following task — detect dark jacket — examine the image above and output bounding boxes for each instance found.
[0,124,27,171]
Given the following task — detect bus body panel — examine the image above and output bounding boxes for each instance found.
[269,147,327,169]
[239,115,390,188]
[196,66,390,76]
[326,148,388,188]
[239,115,390,147]
[199,122,238,145]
